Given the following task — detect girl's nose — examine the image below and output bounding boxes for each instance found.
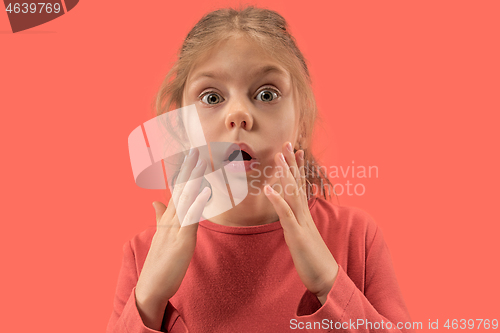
[225,108,254,131]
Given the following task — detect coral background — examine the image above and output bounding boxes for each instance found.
[1,1,499,331]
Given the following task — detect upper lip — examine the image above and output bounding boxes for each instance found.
[223,142,257,161]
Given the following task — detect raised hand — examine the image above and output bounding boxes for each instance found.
[264,142,339,305]
[135,147,211,329]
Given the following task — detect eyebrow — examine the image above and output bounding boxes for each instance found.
[189,65,287,84]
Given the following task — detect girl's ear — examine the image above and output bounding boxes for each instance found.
[297,126,308,150]
[294,116,308,151]
[294,137,307,153]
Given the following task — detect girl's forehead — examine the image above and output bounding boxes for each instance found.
[188,63,290,85]
[187,37,290,81]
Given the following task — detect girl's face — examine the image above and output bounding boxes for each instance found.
[182,34,300,189]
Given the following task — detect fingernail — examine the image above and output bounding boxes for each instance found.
[183,154,188,163]
[196,159,203,168]
[265,185,273,195]
[152,202,156,209]
[299,150,304,160]
[279,153,286,163]
[189,148,196,156]
[286,142,293,153]
[202,187,211,195]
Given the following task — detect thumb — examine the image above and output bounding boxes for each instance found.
[152,201,167,224]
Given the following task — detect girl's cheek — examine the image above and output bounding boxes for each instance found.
[266,120,297,141]
[200,130,219,144]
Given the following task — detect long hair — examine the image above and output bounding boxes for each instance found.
[151,5,336,201]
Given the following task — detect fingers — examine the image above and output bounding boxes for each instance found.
[283,142,301,186]
[274,148,303,215]
[296,150,307,199]
[172,148,200,206]
[153,200,168,225]
[154,197,181,230]
[280,142,306,196]
[175,158,208,226]
[178,187,211,237]
[161,147,209,228]
[264,184,299,232]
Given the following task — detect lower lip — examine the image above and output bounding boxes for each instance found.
[223,160,258,172]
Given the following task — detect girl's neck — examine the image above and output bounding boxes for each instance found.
[205,192,279,227]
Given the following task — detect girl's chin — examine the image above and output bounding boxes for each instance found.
[223,160,259,173]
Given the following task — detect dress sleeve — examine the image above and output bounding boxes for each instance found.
[106,240,189,333]
[293,226,415,333]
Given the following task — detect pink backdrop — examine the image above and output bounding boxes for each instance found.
[1,0,499,331]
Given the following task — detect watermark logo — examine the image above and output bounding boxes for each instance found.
[128,104,250,226]
[128,104,380,226]
[3,1,78,33]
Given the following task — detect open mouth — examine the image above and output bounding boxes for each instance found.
[222,143,258,172]
[226,149,254,162]
[223,143,257,163]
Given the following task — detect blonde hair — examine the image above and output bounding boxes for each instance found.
[152,5,335,202]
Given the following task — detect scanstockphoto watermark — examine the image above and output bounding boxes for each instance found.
[290,318,423,330]
[247,160,379,197]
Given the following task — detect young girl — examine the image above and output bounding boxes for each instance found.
[107,5,414,333]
